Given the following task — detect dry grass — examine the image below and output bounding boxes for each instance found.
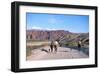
[26,41,50,57]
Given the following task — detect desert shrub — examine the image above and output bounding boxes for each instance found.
[65,42,77,47]
[26,47,32,56]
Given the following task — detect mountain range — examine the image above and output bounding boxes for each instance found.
[26,29,89,47]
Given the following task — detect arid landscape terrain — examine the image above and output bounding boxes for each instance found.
[26,30,89,61]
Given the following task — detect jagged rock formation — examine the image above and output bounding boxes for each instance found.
[26,30,71,41]
[26,29,89,47]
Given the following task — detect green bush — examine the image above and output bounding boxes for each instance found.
[26,47,32,57]
[65,42,77,47]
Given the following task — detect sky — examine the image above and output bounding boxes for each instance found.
[26,13,89,33]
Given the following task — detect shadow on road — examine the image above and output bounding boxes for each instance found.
[59,51,69,52]
[41,49,49,53]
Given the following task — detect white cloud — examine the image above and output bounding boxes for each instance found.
[32,26,43,30]
[27,26,58,31]
[27,26,42,30]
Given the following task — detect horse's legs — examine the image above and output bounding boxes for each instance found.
[54,45,57,52]
[50,45,53,52]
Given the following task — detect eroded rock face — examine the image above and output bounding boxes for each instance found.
[26,29,89,48]
[26,30,71,41]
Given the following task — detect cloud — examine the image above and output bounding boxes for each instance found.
[32,26,43,30]
[27,26,43,30]
[27,26,58,31]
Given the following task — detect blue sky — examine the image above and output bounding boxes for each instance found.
[26,13,89,33]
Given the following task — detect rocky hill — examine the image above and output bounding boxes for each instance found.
[26,30,71,41]
[26,29,89,47]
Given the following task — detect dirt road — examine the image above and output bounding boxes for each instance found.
[27,46,88,61]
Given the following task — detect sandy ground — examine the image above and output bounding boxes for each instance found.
[26,46,89,61]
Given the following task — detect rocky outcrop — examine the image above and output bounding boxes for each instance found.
[26,29,89,48]
[26,30,71,41]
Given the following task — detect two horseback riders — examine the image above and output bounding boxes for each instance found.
[49,40,82,53]
[50,40,59,53]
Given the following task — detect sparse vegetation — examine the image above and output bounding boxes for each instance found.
[26,41,50,57]
[26,30,89,56]
[26,47,32,56]
[65,42,77,47]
